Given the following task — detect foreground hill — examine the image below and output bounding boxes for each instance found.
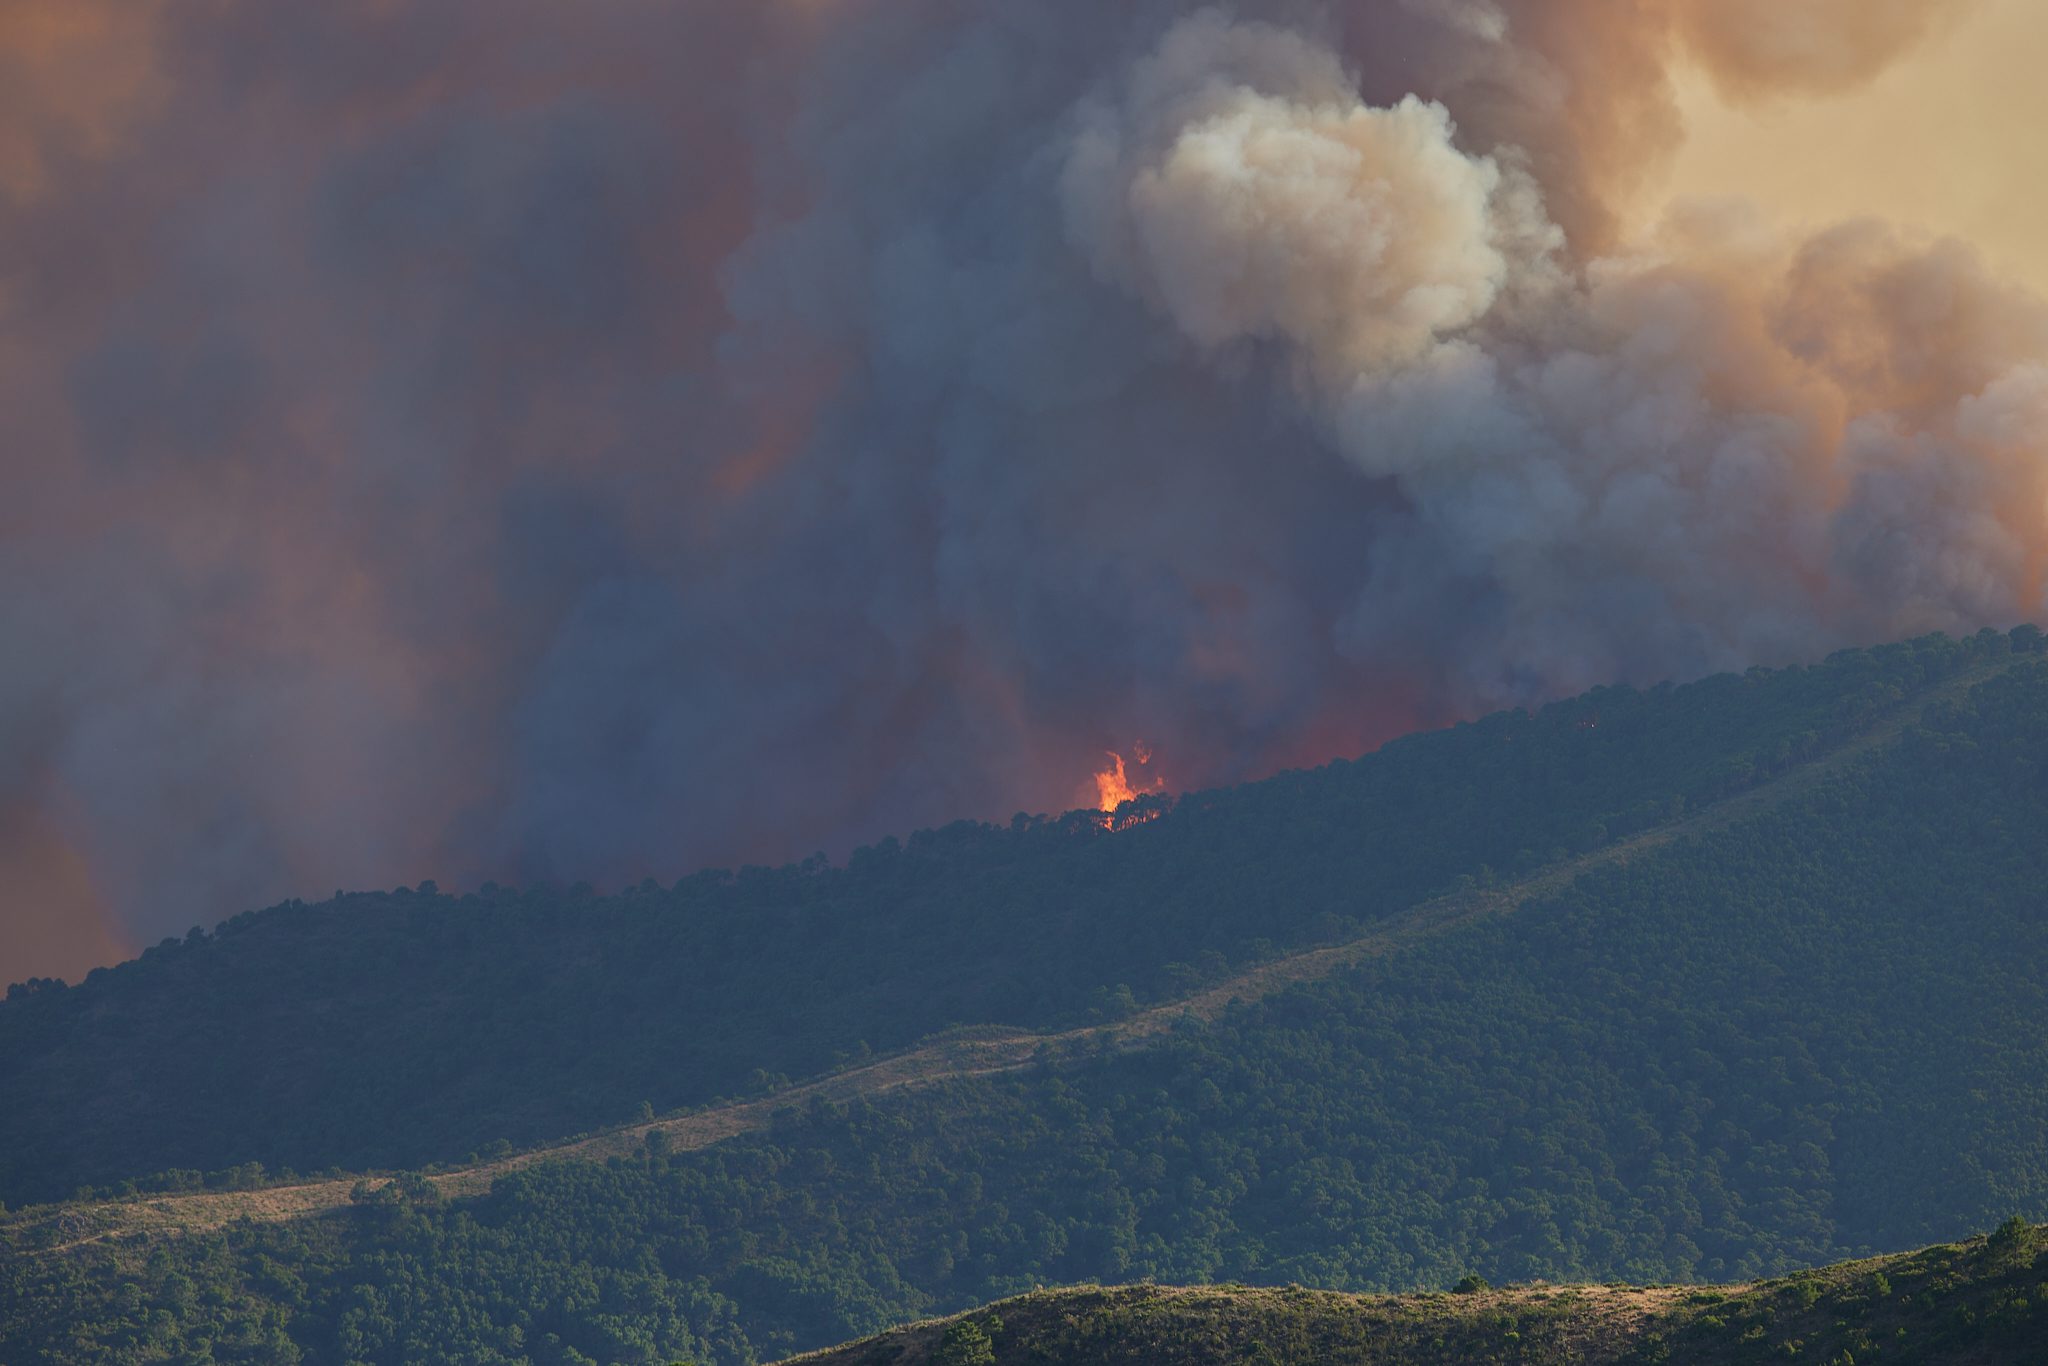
[7,630,2035,1206]
[5,629,2048,1363]
[785,1219,2048,1366]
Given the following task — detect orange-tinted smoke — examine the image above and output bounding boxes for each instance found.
[1671,0,1977,103]
[0,798,132,986]
[0,1,166,199]
[0,0,796,981]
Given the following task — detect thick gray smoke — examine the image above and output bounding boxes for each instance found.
[0,0,2040,980]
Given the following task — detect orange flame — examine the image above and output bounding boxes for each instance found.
[1094,743,1166,824]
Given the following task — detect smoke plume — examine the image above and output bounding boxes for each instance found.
[1,0,2039,982]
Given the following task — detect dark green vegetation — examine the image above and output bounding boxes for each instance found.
[8,631,2030,1207]
[793,1218,2048,1366]
[5,627,2048,1364]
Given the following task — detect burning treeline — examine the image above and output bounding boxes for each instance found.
[0,0,2044,977]
[1094,747,1168,830]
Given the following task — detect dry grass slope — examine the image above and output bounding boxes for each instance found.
[776,1220,2048,1365]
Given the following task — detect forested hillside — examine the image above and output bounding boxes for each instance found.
[4,629,2047,1364]
[6,630,2028,1206]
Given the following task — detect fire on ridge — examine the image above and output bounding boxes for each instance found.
[1094,744,1168,831]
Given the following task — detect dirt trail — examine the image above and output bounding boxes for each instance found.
[13,657,2028,1256]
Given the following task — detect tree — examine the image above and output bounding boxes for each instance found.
[932,1315,1000,1366]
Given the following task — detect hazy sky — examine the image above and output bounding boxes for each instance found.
[1663,0,2048,293]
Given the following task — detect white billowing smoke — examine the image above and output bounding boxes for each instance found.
[1062,12,1530,380]
[1058,11,2047,708]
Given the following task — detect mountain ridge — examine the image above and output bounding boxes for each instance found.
[774,1219,2048,1366]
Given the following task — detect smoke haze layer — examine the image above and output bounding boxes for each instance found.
[1,0,2041,981]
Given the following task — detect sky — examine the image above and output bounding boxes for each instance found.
[1663,0,2048,296]
[2,0,2045,987]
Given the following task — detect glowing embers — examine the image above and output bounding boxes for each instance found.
[1094,743,1167,830]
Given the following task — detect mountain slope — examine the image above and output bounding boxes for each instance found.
[2,629,2033,1207]
[8,635,2030,1252]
